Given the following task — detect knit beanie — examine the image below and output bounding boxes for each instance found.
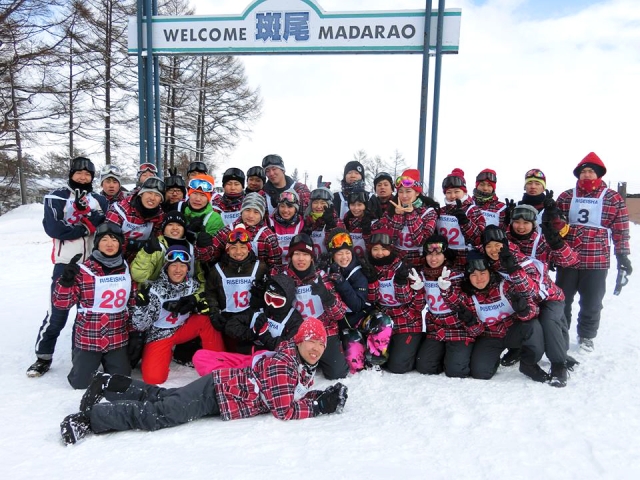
[442,168,467,193]
[69,157,96,182]
[162,210,187,232]
[287,233,314,258]
[573,152,607,178]
[241,192,266,218]
[139,176,165,202]
[262,154,286,172]
[481,224,507,247]
[294,316,327,347]
[524,169,546,190]
[475,169,497,191]
[246,166,266,182]
[395,168,423,195]
[188,174,215,202]
[327,228,353,254]
[343,161,365,181]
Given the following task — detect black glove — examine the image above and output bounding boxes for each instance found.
[359,259,378,283]
[59,254,82,288]
[503,198,517,226]
[510,295,530,317]
[394,262,410,285]
[451,199,469,225]
[543,189,556,210]
[252,313,269,336]
[310,280,336,305]
[541,223,563,250]
[187,216,205,234]
[136,283,151,307]
[143,235,162,254]
[196,231,213,248]
[616,253,633,275]
[322,205,336,229]
[209,309,225,331]
[185,230,197,244]
[162,300,179,313]
[327,262,344,284]
[457,307,478,326]
[499,241,519,274]
[316,252,332,272]
[73,190,89,211]
[126,239,145,254]
[127,331,145,369]
[361,212,373,236]
[174,294,198,315]
[86,210,105,228]
[196,299,210,315]
[313,383,349,415]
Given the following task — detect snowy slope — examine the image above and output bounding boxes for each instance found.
[1,204,639,480]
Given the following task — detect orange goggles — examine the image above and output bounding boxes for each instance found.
[328,232,353,250]
[228,229,251,244]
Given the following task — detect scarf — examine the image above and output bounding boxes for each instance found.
[92,251,124,270]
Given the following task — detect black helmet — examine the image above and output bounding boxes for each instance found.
[93,222,124,249]
[222,167,246,187]
[187,161,208,175]
[246,166,266,182]
[69,157,96,181]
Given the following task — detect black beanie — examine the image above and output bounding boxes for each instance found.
[343,161,364,180]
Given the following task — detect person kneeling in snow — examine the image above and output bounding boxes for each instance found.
[60,317,349,445]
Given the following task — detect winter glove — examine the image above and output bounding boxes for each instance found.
[209,309,225,331]
[457,307,478,326]
[510,295,530,317]
[616,253,633,275]
[543,189,556,210]
[187,216,205,234]
[408,268,424,291]
[172,294,198,315]
[127,331,145,369]
[313,383,349,415]
[541,223,564,250]
[322,205,337,230]
[310,280,336,306]
[252,313,269,336]
[126,239,145,254]
[196,299,210,315]
[503,198,517,226]
[359,258,378,283]
[185,230,198,244]
[80,217,97,235]
[327,262,345,284]
[73,190,90,212]
[143,235,162,254]
[437,266,452,290]
[361,213,373,236]
[136,283,151,307]
[316,252,332,272]
[196,231,213,248]
[59,254,82,288]
[451,199,469,225]
[499,241,519,274]
[394,262,410,285]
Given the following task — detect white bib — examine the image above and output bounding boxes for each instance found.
[437,212,468,250]
[311,229,327,257]
[294,283,325,319]
[378,277,401,307]
[471,281,515,325]
[152,294,190,329]
[112,203,153,241]
[251,226,269,254]
[568,189,607,230]
[78,263,131,314]
[338,192,349,221]
[216,262,259,313]
[480,206,505,227]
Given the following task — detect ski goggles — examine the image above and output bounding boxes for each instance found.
[165,176,186,189]
[278,191,299,205]
[224,168,245,181]
[328,232,353,250]
[165,249,192,264]
[264,291,286,309]
[188,177,214,193]
[71,157,95,173]
[425,242,445,254]
[442,176,465,189]
[188,161,208,174]
[511,206,537,222]
[247,166,265,180]
[466,258,489,274]
[369,233,392,247]
[311,189,333,202]
[100,164,122,177]
[525,169,545,180]
[482,227,507,244]
[476,171,497,183]
[262,154,284,169]
[395,176,422,189]
[141,177,165,192]
[228,229,251,244]
[348,192,368,204]
[138,162,158,174]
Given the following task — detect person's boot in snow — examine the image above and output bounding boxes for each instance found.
[80,372,132,412]
[566,355,580,371]
[549,362,568,388]
[519,362,551,383]
[26,358,52,378]
[578,337,594,353]
[500,348,521,367]
[60,412,91,445]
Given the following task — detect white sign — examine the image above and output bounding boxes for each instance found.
[128,0,461,56]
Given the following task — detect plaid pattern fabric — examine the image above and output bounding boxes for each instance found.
[486,244,541,299]
[106,194,165,242]
[439,199,487,270]
[557,184,631,269]
[474,195,507,230]
[292,182,311,214]
[367,257,426,334]
[212,340,321,421]
[211,194,243,214]
[101,189,127,207]
[52,258,136,352]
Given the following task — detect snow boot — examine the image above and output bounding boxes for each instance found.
[26,358,52,378]
[566,355,580,371]
[549,362,568,388]
[578,337,594,353]
[60,412,91,445]
[80,372,110,412]
[500,348,521,367]
[519,362,551,383]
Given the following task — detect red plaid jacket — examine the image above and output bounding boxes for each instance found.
[439,198,486,269]
[196,218,283,270]
[282,266,347,337]
[483,243,541,300]
[52,258,136,352]
[442,277,538,339]
[212,340,322,421]
[557,183,630,269]
[106,195,165,242]
[422,265,483,343]
[473,194,507,230]
[367,256,426,334]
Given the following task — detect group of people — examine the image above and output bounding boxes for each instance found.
[25,152,631,444]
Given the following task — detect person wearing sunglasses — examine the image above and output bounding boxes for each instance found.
[302,187,344,258]
[261,154,311,216]
[245,165,266,194]
[163,167,187,213]
[99,164,128,206]
[555,152,632,353]
[437,249,548,383]
[282,233,349,380]
[376,168,439,269]
[106,176,166,262]
[60,317,348,446]
[270,189,305,264]
[28,157,110,378]
[332,160,371,221]
[436,168,486,270]
[342,185,374,257]
[365,229,426,373]
[414,235,481,378]
[211,168,246,227]
[50,223,134,388]
[130,245,224,385]
[472,169,507,229]
[179,174,224,240]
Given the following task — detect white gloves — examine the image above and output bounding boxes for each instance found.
[408,268,424,291]
[437,266,452,290]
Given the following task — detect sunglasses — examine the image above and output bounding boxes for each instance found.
[138,163,158,174]
[369,233,392,247]
[328,232,353,250]
[278,191,298,204]
[228,229,251,244]
[100,164,121,176]
[466,258,489,274]
[476,171,497,183]
[525,169,545,179]
[188,177,214,193]
[442,176,465,189]
[395,176,422,189]
[165,249,192,263]
[264,291,286,308]
[141,177,166,192]
[188,161,208,173]
[425,242,445,254]
[511,207,537,222]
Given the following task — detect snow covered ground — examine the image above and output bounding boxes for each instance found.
[1,204,639,479]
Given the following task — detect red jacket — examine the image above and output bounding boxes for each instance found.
[438,198,486,269]
[106,195,165,243]
[473,194,507,230]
